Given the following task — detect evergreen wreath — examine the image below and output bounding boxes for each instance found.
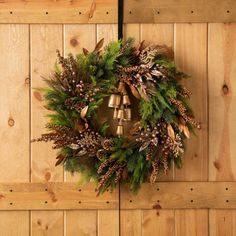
[32,38,200,194]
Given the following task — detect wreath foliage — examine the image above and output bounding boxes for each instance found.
[33,38,200,194]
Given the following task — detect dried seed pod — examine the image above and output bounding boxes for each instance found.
[183,125,190,139]
[129,85,141,99]
[167,124,175,140]
[80,105,88,119]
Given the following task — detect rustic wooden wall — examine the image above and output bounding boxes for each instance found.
[0,22,236,236]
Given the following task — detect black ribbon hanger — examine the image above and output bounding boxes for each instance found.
[118,0,124,40]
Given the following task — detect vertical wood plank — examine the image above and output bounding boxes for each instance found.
[63,23,97,236]
[174,23,208,181]
[0,24,30,236]
[142,210,175,236]
[64,23,96,182]
[120,23,142,236]
[97,24,118,46]
[209,210,236,236]
[66,211,97,236]
[64,24,96,58]
[140,23,175,236]
[208,23,236,236]
[98,210,119,236]
[175,210,208,235]
[208,23,236,181]
[174,23,208,236]
[96,23,119,236]
[141,23,174,48]
[30,24,64,236]
[120,210,142,236]
[141,23,174,182]
[124,24,140,42]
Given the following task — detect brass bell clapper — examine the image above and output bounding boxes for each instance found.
[108,82,131,136]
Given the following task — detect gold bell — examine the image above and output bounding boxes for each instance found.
[113,108,118,119]
[124,108,131,121]
[116,124,124,136]
[108,94,121,108]
[123,94,131,105]
[117,108,124,120]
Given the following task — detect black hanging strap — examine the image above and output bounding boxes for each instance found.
[118,0,124,40]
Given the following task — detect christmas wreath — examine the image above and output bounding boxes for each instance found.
[32,38,200,194]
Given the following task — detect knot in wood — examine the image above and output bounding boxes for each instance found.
[8,118,15,127]
[222,84,229,95]
[70,38,78,47]
[25,77,30,84]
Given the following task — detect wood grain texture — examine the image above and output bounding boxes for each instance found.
[0,182,235,210]
[0,0,117,23]
[0,24,30,182]
[124,24,140,43]
[64,24,96,57]
[63,23,98,236]
[30,24,64,236]
[120,210,142,236]
[0,25,29,182]
[175,210,208,236]
[120,182,236,209]
[208,23,236,236]
[30,25,64,183]
[0,23,30,236]
[66,210,97,236]
[98,210,119,236]
[125,0,236,23]
[174,23,208,236]
[1,0,236,23]
[174,23,208,181]
[142,210,174,236]
[140,23,174,48]
[210,210,236,236]
[97,24,118,46]
[31,211,64,236]
[208,23,236,181]
[0,182,119,210]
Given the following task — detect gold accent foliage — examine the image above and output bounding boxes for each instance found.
[183,125,190,139]
[129,85,141,99]
[167,124,175,140]
[80,105,88,119]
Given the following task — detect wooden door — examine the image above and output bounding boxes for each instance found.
[0,1,236,235]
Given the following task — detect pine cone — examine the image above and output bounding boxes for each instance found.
[96,149,106,160]
[115,167,124,183]
[102,139,114,150]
